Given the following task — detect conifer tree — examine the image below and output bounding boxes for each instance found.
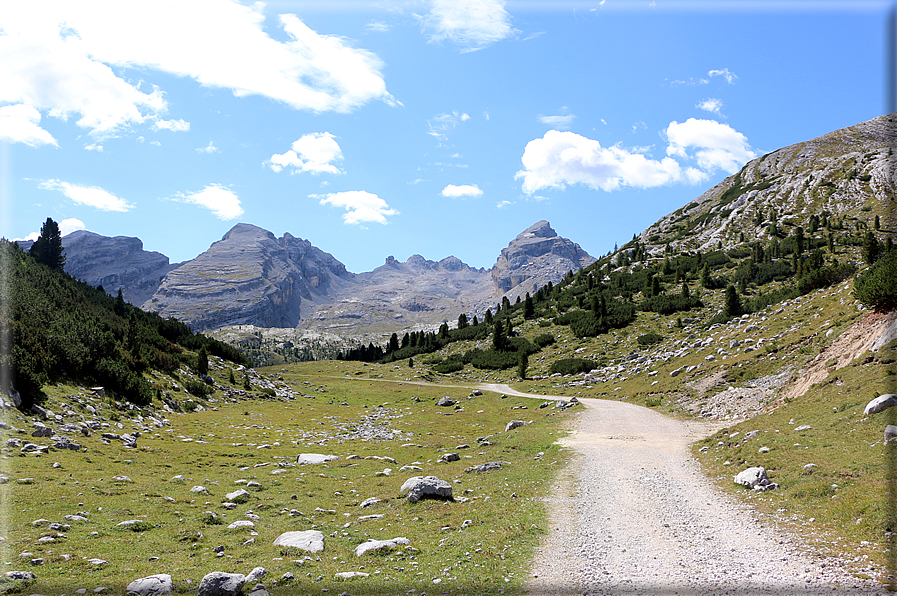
[457,313,469,330]
[523,293,534,319]
[196,346,209,376]
[30,217,65,270]
[484,309,493,325]
[228,369,236,385]
[492,320,506,351]
[724,285,742,318]
[517,351,528,380]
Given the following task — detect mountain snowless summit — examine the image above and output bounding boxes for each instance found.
[20,220,594,333]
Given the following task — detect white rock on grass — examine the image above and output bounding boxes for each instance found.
[273,530,325,553]
[126,573,173,596]
[245,567,267,583]
[400,476,452,503]
[227,520,255,530]
[864,394,897,416]
[734,466,778,491]
[225,489,251,503]
[354,537,410,557]
[335,571,370,579]
[505,420,527,432]
[196,571,245,596]
[295,453,339,465]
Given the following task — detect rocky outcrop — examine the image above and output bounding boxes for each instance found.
[491,220,595,299]
[18,230,179,306]
[143,224,354,331]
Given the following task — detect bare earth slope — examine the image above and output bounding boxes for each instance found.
[476,386,884,595]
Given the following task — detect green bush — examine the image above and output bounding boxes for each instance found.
[854,249,897,311]
[549,358,598,375]
[533,333,556,348]
[183,378,214,398]
[638,294,702,315]
[637,333,663,346]
[433,358,464,374]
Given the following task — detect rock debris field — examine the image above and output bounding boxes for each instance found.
[522,390,889,596]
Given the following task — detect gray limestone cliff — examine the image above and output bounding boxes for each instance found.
[490,220,596,299]
[143,223,354,331]
[17,230,178,306]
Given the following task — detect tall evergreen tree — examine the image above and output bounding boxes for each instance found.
[724,285,742,318]
[196,346,209,376]
[457,313,469,329]
[492,320,506,351]
[30,217,65,270]
[517,351,528,380]
[484,309,493,325]
[523,293,535,319]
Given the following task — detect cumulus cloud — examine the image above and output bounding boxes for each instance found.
[665,118,755,174]
[152,118,190,132]
[709,68,738,84]
[317,190,397,225]
[59,218,86,235]
[696,98,723,115]
[175,184,243,220]
[0,1,394,143]
[515,130,697,194]
[0,104,58,147]
[422,0,515,51]
[38,179,134,211]
[267,132,344,174]
[441,184,483,198]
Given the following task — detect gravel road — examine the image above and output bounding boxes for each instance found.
[475,385,888,595]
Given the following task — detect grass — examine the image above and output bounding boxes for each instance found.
[1,360,575,595]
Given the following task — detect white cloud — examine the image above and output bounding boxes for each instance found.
[317,190,397,225]
[422,0,515,51]
[538,113,575,130]
[441,184,483,198]
[709,68,738,84]
[366,20,390,33]
[196,141,219,154]
[0,104,58,147]
[267,132,344,175]
[0,1,394,143]
[427,110,470,141]
[515,130,702,194]
[150,140,161,146]
[38,179,134,211]
[15,232,40,242]
[176,184,243,220]
[696,98,723,115]
[59,218,86,235]
[152,118,190,132]
[496,200,512,209]
[84,143,103,152]
[665,118,755,174]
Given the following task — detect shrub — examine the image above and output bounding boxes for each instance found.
[533,333,556,348]
[639,294,702,315]
[183,378,213,398]
[433,358,464,374]
[637,333,663,346]
[549,358,598,375]
[854,249,897,311]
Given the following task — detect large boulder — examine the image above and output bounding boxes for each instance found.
[354,537,410,557]
[273,530,325,553]
[196,572,245,596]
[400,476,453,503]
[864,394,897,416]
[126,574,173,596]
[734,466,778,491]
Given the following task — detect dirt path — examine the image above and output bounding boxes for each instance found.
[474,384,886,595]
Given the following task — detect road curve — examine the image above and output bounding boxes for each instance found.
[473,384,885,595]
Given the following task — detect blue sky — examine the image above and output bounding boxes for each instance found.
[1,0,891,273]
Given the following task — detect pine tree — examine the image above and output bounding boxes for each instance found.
[523,293,535,319]
[228,369,236,385]
[875,215,881,230]
[196,346,209,376]
[484,309,493,325]
[492,320,506,351]
[517,351,528,380]
[457,313,469,330]
[795,226,805,255]
[724,285,742,318]
[388,333,399,353]
[862,231,880,265]
[30,217,65,270]
[242,373,251,391]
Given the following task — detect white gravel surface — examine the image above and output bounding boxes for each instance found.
[474,387,890,596]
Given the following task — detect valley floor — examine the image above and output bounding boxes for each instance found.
[508,388,890,596]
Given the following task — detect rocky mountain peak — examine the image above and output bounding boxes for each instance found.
[491,221,595,298]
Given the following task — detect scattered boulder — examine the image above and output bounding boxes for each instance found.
[5,570,36,582]
[225,489,251,503]
[273,530,325,553]
[865,394,897,416]
[226,520,255,530]
[436,396,454,407]
[734,466,778,491]
[359,497,381,508]
[126,573,173,596]
[196,571,246,596]
[295,453,339,465]
[354,537,410,557]
[335,571,370,579]
[245,567,267,584]
[505,420,526,432]
[885,425,897,444]
[437,453,460,463]
[400,476,453,503]
[464,461,508,474]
